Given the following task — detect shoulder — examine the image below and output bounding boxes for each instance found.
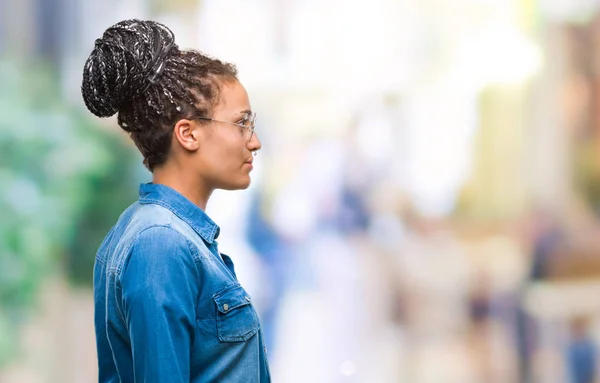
[118,225,201,291]
[105,202,209,275]
[131,225,199,263]
[133,202,176,227]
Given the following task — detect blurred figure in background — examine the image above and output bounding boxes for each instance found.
[245,188,292,358]
[567,316,597,383]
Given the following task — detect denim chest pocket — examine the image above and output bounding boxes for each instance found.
[213,284,260,342]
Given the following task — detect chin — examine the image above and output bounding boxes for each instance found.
[221,177,252,191]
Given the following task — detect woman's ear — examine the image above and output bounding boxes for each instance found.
[173,119,200,152]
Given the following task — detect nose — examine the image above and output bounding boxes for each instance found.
[247,131,261,151]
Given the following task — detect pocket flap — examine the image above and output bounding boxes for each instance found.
[212,284,259,342]
[213,285,252,314]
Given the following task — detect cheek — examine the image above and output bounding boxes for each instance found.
[199,143,250,189]
[201,137,243,170]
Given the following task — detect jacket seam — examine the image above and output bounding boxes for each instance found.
[140,197,217,243]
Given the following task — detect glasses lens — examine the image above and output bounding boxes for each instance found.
[246,114,256,141]
[241,113,254,127]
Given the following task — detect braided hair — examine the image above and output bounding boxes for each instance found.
[81,19,238,171]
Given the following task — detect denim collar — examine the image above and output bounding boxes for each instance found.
[138,183,220,244]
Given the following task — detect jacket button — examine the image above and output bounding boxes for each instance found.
[223,303,229,311]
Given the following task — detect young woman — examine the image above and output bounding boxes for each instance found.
[81,19,270,382]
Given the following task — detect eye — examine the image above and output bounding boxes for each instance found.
[237,116,252,127]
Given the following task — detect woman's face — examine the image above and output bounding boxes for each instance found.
[193,79,261,191]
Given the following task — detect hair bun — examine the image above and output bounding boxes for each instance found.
[81,19,176,118]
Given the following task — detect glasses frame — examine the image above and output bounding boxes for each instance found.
[187,112,256,142]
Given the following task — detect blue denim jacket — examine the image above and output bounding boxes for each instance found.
[94,183,270,382]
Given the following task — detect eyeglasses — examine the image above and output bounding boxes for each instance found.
[187,112,256,142]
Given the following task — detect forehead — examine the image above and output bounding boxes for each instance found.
[214,80,250,114]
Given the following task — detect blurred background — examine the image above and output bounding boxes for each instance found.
[3,0,600,382]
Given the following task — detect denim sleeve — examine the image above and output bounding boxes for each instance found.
[120,225,199,382]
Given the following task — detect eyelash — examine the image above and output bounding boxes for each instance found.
[237,115,251,125]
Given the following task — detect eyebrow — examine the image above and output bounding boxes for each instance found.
[237,109,252,116]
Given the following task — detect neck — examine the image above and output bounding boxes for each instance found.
[152,164,212,211]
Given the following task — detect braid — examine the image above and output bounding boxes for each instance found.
[81,19,238,170]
